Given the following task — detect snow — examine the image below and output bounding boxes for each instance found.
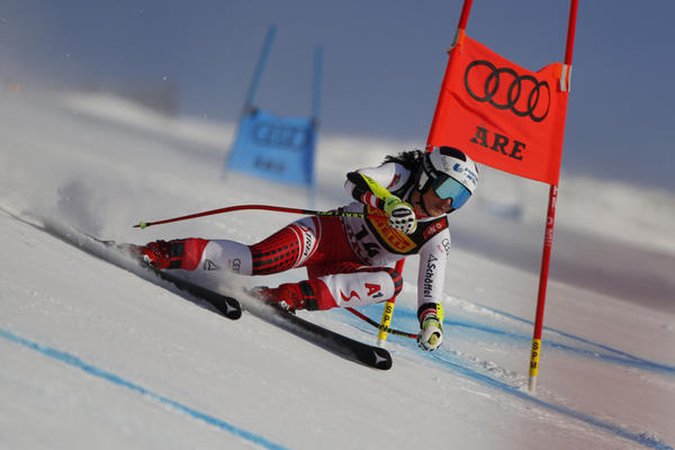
[1,89,674,450]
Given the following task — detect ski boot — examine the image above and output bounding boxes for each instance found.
[251,281,323,313]
[138,239,208,270]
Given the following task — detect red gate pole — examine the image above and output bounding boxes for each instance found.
[456,0,474,32]
[528,0,578,393]
[426,0,473,149]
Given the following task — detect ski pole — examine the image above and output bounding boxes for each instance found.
[376,258,406,346]
[133,204,368,229]
[346,307,418,339]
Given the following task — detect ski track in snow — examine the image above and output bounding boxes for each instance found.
[3,209,672,450]
[1,319,672,450]
[337,306,675,449]
[2,276,673,450]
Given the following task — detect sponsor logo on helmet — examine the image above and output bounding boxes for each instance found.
[464,166,479,186]
[453,162,479,190]
[438,158,452,173]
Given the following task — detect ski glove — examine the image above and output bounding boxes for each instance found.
[417,302,444,351]
[383,195,417,234]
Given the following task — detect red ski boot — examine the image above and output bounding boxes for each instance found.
[252,280,338,312]
[138,239,208,270]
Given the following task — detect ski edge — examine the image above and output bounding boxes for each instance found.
[151,269,243,320]
[262,305,393,370]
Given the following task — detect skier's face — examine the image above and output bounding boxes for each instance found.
[414,188,454,217]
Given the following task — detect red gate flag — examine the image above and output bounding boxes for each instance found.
[428,33,570,185]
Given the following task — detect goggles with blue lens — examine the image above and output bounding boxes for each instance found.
[429,175,472,209]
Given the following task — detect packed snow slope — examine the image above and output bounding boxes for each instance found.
[1,90,674,450]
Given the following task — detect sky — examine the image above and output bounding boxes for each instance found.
[1,0,674,190]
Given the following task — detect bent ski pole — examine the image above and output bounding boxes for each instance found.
[376,258,406,346]
[133,204,367,229]
[346,308,418,339]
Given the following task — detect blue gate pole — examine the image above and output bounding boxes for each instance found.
[308,46,323,207]
[242,25,277,113]
[225,25,277,176]
[311,46,323,122]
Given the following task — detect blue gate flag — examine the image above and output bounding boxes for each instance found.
[227,109,316,187]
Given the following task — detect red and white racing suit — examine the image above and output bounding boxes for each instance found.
[184,161,451,311]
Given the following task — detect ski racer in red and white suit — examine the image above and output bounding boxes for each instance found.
[141,147,479,351]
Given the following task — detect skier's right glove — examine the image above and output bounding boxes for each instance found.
[417,302,444,351]
[383,195,417,234]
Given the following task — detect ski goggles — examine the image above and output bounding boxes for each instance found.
[429,175,472,209]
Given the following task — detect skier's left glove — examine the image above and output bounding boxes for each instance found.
[417,302,444,351]
[383,195,417,234]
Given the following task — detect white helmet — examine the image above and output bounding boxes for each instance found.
[417,146,479,210]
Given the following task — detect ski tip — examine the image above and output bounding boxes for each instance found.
[227,306,243,320]
[372,348,393,370]
[133,221,149,229]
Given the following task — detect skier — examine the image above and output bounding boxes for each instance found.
[141,146,479,351]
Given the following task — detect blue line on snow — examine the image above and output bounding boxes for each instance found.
[443,318,675,376]
[0,327,288,450]
[428,350,673,450]
[340,307,674,449]
[376,306,675,375]
[460,302,675,372]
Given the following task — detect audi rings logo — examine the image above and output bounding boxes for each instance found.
[464,60,550,123]
[251,121,307,151]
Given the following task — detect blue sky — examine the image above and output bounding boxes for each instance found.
[1,1,674,190]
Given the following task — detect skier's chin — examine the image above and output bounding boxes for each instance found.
[413,201,429,219]
[427,205,451,217]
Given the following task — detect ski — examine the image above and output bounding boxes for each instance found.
[108,235,390,367]
[91,238,243,320]
[258,304,393,370]
[95,238,390,368]
[2,212,246,322]
[147,268,242,320]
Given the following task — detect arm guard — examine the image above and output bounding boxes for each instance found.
[346,171,392,210]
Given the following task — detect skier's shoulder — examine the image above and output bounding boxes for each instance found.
[416,215,451,244]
